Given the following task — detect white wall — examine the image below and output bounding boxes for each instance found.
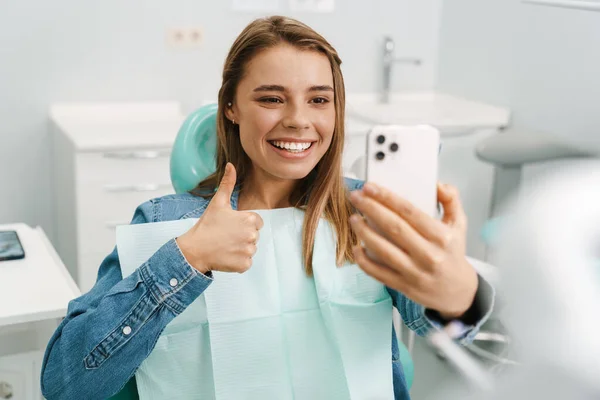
[0,0,442,239]
[437,0,600,151]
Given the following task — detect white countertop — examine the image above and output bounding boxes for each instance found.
[346,92,511,137]
[0,224,81,327]
[49,101,186,151]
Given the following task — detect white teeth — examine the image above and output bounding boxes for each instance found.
[272,141,312,152]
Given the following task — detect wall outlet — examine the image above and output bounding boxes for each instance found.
[289,0,334,12]
[166,27,203,49]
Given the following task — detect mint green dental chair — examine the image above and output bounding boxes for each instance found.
[109,104,414,399]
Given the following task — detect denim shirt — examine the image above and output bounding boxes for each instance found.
[41,178,493,400]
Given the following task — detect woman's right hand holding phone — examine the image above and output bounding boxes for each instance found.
[176,163,264,275]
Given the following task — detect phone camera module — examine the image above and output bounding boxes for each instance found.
[376,135,386,144]
[390,143,399,152]
[375,151,385,161]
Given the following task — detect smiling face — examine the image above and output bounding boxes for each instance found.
[225,43,336,182]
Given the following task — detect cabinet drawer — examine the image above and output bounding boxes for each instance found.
[76,184,174,256]
[0,370,26,400]
[75,149,172,185]
[77,181,174,223]
[0,355,34,400]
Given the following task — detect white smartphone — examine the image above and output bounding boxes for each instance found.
[365,125,440,217]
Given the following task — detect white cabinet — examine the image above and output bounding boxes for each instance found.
[0,353,41,400]
[50,102,186,293]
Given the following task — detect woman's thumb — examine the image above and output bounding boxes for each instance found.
[212,163,237,208]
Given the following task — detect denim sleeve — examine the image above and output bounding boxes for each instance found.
[40,201,213,400]
[387,273,495,345]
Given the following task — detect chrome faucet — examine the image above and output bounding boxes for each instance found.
[382,36,422,103]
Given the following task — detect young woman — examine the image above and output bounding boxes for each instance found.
[41,16,493,400]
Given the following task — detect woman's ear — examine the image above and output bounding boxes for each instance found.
[225,102,236,123]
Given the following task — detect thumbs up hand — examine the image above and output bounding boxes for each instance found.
[176,163,264,274]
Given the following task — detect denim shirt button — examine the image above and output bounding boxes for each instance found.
[169,278,178,287]
[122,326,132,336]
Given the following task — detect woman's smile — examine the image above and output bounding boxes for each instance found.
[267,138,318,159]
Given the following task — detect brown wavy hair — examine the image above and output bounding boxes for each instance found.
[191,15,357,275]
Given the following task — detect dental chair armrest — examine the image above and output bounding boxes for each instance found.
[475,129,593,167]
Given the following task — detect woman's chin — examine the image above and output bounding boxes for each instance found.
[267,163,316,181]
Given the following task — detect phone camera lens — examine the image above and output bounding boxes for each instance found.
[390,143,399,152]
[375,151,385,161]
[376,135,386,144]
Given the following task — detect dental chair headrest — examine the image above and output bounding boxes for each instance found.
[170,103,219,194]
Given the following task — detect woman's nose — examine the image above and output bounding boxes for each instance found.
[282,104,310,130]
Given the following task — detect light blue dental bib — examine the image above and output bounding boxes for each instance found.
[117,208,394,399]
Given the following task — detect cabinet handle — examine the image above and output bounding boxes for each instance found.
[0,382,13,399]
[103,183,172,193]
[102,150,170,159]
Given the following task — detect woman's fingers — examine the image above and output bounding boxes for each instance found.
[349,214,421,279]
[350,191,438,267]
[349,184,477,318]
[243,211,264,230]
[352,244,411,294]
[361,182,455,248]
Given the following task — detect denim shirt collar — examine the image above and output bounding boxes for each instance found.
[180,185,241,219]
